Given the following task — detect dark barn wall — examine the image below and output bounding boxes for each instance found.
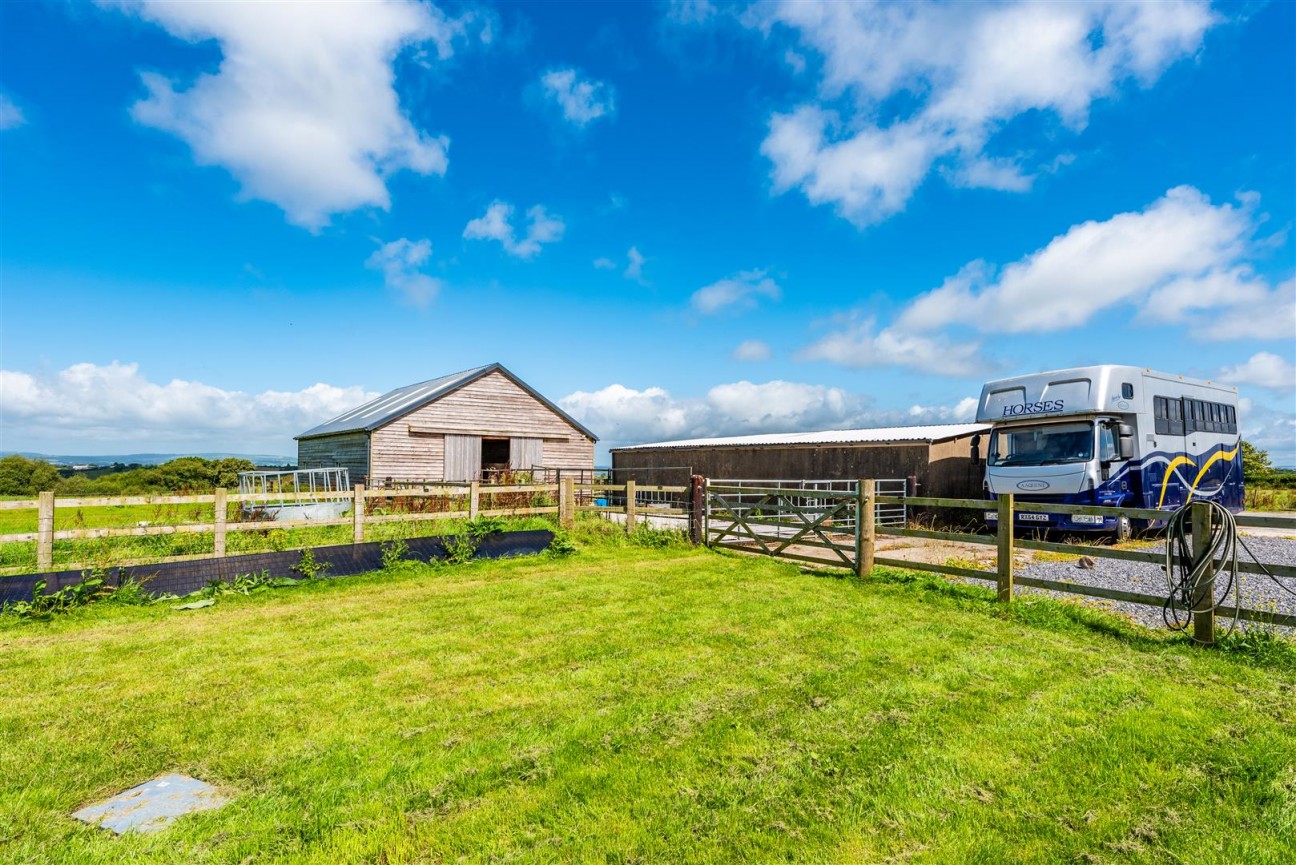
[613,433,988,498]
[613,443,932,487]
[297,432,370,484]
[926,435,989,499]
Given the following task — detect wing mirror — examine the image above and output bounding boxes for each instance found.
[970,434,982,468]
[1117,424,1135,461]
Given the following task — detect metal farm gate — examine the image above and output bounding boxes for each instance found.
[704,479,906,568]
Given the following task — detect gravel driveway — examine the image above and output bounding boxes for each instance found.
[1016,535,1296,633]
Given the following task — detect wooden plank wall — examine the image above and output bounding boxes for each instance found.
[613,443,931,486]
[926,434,989,499]
[613,433,986,498]
[369,371,595,482]
[297,432,370,483]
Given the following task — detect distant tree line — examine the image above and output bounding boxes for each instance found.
[0,455,260,496]
[1240,441,1296,487]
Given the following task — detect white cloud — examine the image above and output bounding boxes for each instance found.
[112,0,468,229]
[0,93,24,130]
[0,362,378,453]
[559,378,978,449]
[1237,398,1296,468]
[593,257,617,270]
[754,0,1216,225]
[625,246,647,282]
[1202,278,1296,342]
[732,340,773,362]
[799,314,991,377]
[897,186,1278,335]
[463,201,565,259]
[1219,352,1296,394]
[665,0,717,26]
[365,238,442,307]
[540,68,616,127]
[692,269,781,314]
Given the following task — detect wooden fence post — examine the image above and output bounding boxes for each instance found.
[625,480,637,533]
[857,479,875,578]
[37,490,54,571]
[559,477,574,528]
[996,494,1014,602]
[213,487,227,557]
[469,481,481,520]
[353,484,365,544]
[689,475,705,545]
[1191,500,1216,644]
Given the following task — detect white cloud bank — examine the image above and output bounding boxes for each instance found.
[463,201,565,259]
[540,68,616,127]
[692,269,781,314]
[0,93,24,130]
[559,379,977,449]
[802,186,1293,377]
[895,186,1292,339]
[732,340,772,362]
[0,362,377,454]
[754,0,1216,225]
[1220,353,1296,394]
[112,0,471,229]
[366,238,442,306]
[799,315,991,377]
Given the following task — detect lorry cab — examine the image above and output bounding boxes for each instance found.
[976,365,1242,539]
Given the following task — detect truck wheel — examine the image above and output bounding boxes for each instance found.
[1114,515,1131,543]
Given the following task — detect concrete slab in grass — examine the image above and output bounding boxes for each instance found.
[72,774,228,834]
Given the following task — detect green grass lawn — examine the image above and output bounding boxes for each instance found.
[1,532,1294,863]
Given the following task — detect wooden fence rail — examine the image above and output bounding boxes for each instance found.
[708,481,1296,643]
[1,480,686,576]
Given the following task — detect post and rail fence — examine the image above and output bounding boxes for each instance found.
[1,478,703,578]
[704,478,1296,643]
[4,476,1293,645]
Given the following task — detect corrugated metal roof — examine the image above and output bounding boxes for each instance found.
[296,363,599,441]
[610,423,990,452]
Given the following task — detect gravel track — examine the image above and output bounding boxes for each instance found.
[1015,534,1296,633]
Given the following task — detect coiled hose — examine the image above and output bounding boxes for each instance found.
[1163,500,1296,641]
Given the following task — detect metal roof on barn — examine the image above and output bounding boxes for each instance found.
[296,363,598,441]
[610,423,989,452]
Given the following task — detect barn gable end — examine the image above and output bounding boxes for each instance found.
[297,364,596,485]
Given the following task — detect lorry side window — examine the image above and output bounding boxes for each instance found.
[1099,424,1118,462]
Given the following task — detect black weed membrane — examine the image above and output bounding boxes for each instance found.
[0,530,554,605]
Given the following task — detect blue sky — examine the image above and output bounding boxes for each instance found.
[1,0,1293,464]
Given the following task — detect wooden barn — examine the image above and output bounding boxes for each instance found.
[296,363,597,485]
[610,424,990,498]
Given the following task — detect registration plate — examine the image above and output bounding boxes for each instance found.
[1018,512,1049,523]
[1071,514,1104,525]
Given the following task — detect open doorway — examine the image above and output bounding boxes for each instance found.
[481,438,510,479]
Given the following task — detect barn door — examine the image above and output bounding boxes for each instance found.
[510,437,543,475]
[445,434,481,482]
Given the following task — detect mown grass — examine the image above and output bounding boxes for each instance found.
[1,527,1294,863]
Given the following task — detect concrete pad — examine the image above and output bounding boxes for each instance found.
[72,774,227,834]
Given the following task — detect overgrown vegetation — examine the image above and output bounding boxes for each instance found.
[443,516,507,564]
[1,540,1292,862]
[290,547,331,581]
[1,569,152,620]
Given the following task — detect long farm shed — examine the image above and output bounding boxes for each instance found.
[611,424,990,498]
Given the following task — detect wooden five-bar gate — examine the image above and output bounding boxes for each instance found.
[706,479,1296,644]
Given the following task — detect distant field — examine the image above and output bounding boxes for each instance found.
[1,536,1293,863]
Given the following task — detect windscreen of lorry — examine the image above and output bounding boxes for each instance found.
[988,422,1094,467]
